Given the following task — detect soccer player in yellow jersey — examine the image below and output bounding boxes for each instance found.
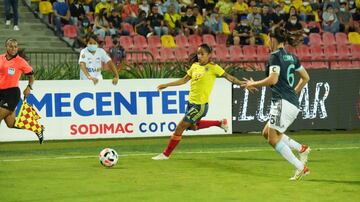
[152,44,253,160]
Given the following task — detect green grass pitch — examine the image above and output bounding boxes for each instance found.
[0,131,359,202]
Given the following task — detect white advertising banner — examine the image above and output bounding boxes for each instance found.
[0,79,232,142]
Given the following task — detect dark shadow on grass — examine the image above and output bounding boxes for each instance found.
[307,179,360,185]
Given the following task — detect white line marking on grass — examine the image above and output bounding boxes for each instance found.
[0,146,359,162]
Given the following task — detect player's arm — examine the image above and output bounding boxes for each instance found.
[157,75,191,91]
[294,68,310,94]
[242,66,279,89]
[80,62,98,84]
[106,60,119,85]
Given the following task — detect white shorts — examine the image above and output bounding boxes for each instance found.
[268,99,299,133]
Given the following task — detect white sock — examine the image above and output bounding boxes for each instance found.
[275,141,304,170]
[281,134,302,152]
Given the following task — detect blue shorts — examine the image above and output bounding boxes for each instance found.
[183,102,209,124]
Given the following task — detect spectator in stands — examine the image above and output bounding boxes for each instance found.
[122,0,139,25]
[4,0,20,31]
[204,0,216,12]
[323,0,341,12]
[247,6,262,26]
[251,17,264,45]
[261,4,275,33]
[179,0,195,8]
[203,9,223,35]
[95,0,113,17]
[108,8,122,30]
[139,0,151,16]
[215,0,233,23]
[285,14,306,46]
[164,4,182,35]
[135,10,152,37]
[272,4,286,25]
[338,1,359,33]
[181,6,197,36]
[69,0,86,25]
[53,0,71,36]
[232,0,249,19]
[82,0,95,14]
[73,17,92,49]
[148,5,169,36]
[299,0,315,22]
[94,8,116,37]
[163,0,181,13]
[228,18,255,46]
[284,6,299,22]
[193,6,204,34]
[109,39,126,71]
[322,4,340,33]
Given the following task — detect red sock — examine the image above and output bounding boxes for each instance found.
[196,120,221,129]
[163,134,182,157]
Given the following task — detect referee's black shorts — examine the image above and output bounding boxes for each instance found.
[0,87,21,111]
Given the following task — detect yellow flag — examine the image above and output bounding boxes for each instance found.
[14,101,43,134]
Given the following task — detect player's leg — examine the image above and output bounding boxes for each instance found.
[264,122,310,163]
[4,111,16,128]
[152,119,192,160]
[196,119,228,132]
[0,107,12,123]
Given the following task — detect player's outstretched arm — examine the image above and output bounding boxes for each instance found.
[294,68,310,94]
[223,72,258,92]
[106,60,119,85]
[157,75,191,91]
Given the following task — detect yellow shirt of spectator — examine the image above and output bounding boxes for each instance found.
[292,0,302,10]
[187,62,225,104]
[196,14,204,26]
[299,4,312,14]
[95,2,112,16]
[164,13,181,29]
[215,0,233,16]
[232,2,249,13]
[356,0,360,8]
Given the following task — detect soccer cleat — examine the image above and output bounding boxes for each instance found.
[5,20,11,26]
[35,125,45,144]
[151,153,169,160]
[299,145,311,165]
[13,25,20,31]
[289,166,310,181]
[220,118,228,132]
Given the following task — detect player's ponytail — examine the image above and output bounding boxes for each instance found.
[270,23,304,47]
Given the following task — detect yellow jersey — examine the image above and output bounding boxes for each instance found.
[187,62,225,104]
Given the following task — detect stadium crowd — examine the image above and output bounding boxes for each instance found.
[34,0,360,67]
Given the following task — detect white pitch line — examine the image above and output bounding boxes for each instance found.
[0,146,359,162]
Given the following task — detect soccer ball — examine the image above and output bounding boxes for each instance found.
[99,148,119,167]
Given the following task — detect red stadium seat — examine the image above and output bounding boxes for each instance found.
[133,35,148,50]
[350,44,360,68]
[309,33,323,46]
[175,35,189,48]
[337,45,350,59]
[119,36,134,50]
[322,32,336,46]
[202,34,217,47]
[213,45,230,61]
[104,36,113,51]
[174,47,188,61]
[242,46,257,61]
[309,45,328,68]
[148,47,161,61]
[296,45,311,60]
[323,45,337,60]
[63,25,77,38]
[122,23,135,36]
[188,34,202,47]
[286,45,297,54]
[159,47,176,62]
[256,46,269,61]
[216,34,228,46]
[147,35,161,49]
[335,32,348,45]
[229,45,243,61]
